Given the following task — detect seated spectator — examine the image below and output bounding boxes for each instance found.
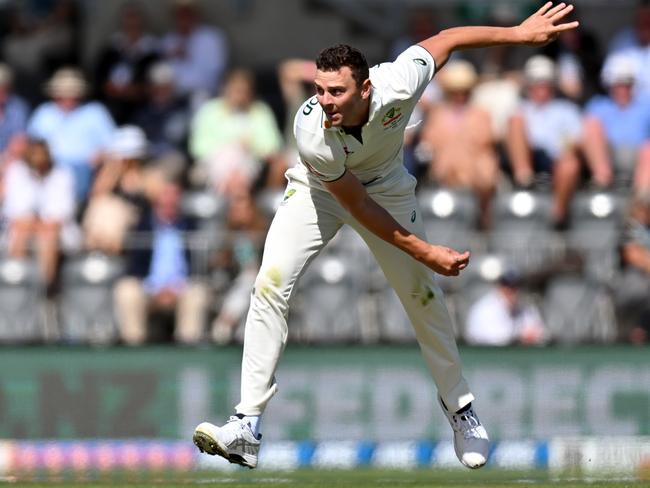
[94,1,160,124]
[464,270,547,346]
[190,69,284,196]
[617,193,650,344]
[84,125,155,254]
[211,190,268,344]
[2,0,79,104]
[114,181,209,345]
[582,54,650,191]
[27,68,115,201]
[161,0,228,109]
[0,63,28,156]
[3,139,75,290]
[133,62,190,159]
[506,55,582,228]
[419,60,497,229]
[607,0,650,97]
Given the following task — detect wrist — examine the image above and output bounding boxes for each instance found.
[510,25,527,44]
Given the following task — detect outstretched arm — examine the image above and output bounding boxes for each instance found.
[324,171,470,276]
[419,2,579,68]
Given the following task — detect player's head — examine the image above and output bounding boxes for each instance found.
[314,44,371,127]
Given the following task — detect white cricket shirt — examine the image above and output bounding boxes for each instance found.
[287,45,436,196]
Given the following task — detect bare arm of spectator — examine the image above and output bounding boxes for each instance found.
[278,59,316,104]
[581,116,613,187]
[622,241,650,275]
[91,159,125,197]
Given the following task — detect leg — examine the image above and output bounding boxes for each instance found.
[35,220,61,288]
[8,217,36,258]
[505,114,534,186]
[633,142,650,194]
[236,185,342,415]
[114,277,149,345]
[345,194,473,412]
[552,149,580,223]
[175,280,209,344]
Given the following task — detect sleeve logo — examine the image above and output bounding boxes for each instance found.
[413,58,427,66]
[382,106,404,129]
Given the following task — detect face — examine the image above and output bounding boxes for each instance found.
[26,142,52,174]
[154,184,182,222]
[527,81,554,104]
[314,67,370,127]
[55,96,80,112]
[610,82,634,106]
[224,74,254,110]
[446,89,471,106]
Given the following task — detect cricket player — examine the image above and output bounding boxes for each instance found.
[194,2,578,470]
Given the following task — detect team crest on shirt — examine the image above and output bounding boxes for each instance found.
[382,106,404,130]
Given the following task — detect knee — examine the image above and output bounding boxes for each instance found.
[253,266,289,310]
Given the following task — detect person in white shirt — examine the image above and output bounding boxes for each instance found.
[3,139,75,289]
[506,55,583,228]
[192,2,578,471]
[465,270,547,346]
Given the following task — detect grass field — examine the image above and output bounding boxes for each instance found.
[2,469,648,488]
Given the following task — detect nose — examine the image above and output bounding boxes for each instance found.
[319,92,333,107]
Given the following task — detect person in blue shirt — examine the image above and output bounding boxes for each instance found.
[27,68,115,201]
[583,54,650,192]
[0,63,29,157]
[113,181,209,345]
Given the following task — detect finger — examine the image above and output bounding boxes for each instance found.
[535,1,553,16]
[552,21,580,32]
[550,4,573,22]
[544,2,566,18]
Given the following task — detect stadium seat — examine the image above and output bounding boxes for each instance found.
[0,258,46,343]
[566,191,625,282]
[542,273,617,344]
[417,187,478,250]
[58,253,125,345]
[294,244,368,343]
[488,190,559,272]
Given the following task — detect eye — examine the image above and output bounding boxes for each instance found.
[331,88,344,96]
[315,85,324,95]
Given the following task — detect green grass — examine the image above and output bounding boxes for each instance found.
[2,469,648,488]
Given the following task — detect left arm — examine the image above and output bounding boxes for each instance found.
[419,2,579,68]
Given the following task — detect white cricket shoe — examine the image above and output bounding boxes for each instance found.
[438,397,489,469]
[193,417,261,469]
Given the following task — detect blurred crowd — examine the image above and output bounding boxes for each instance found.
[0,0,649,347]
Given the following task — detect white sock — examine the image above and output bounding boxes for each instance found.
[244,415,262,438]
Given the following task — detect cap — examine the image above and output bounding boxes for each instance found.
[498,268,521,288]
[46,68,88,98]
[524,55,556,83]
[109,125,148,159]
[601,54,637,87]
[438,60,478,92]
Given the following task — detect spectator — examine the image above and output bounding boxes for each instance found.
[27,67,116,201]
[0,63,29,156]
[161,0,228,109]
[464,270,547,346]
[211,190,268,344]
[617,193,650,344]
[133,62,191,159]
[582,54,650,191]
[190,69,284,196]
[83,125,155,255]
[114,181,209,345]
[419,60,497,229]
[505,55,582,228]
[3,139,75,290]
[607,0,650,97]
[2,0,80,104]
[94,1,160,124]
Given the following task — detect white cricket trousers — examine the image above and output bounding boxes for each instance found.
[235,179,474,415]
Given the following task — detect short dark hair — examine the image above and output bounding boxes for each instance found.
[315,44,369,87]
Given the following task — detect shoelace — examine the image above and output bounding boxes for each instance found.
[449,408,482,440]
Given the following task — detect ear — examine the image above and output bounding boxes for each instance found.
[360,78,372,100]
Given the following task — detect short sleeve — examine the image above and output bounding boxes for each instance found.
[293,98,346,182]
[373,45,436,101]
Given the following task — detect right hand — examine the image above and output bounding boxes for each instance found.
[515,2,579,47]
[418,245,471,276]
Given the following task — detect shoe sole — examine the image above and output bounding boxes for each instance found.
[192,429,256,469]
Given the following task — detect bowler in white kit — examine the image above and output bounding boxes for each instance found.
[193,2,578,470]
